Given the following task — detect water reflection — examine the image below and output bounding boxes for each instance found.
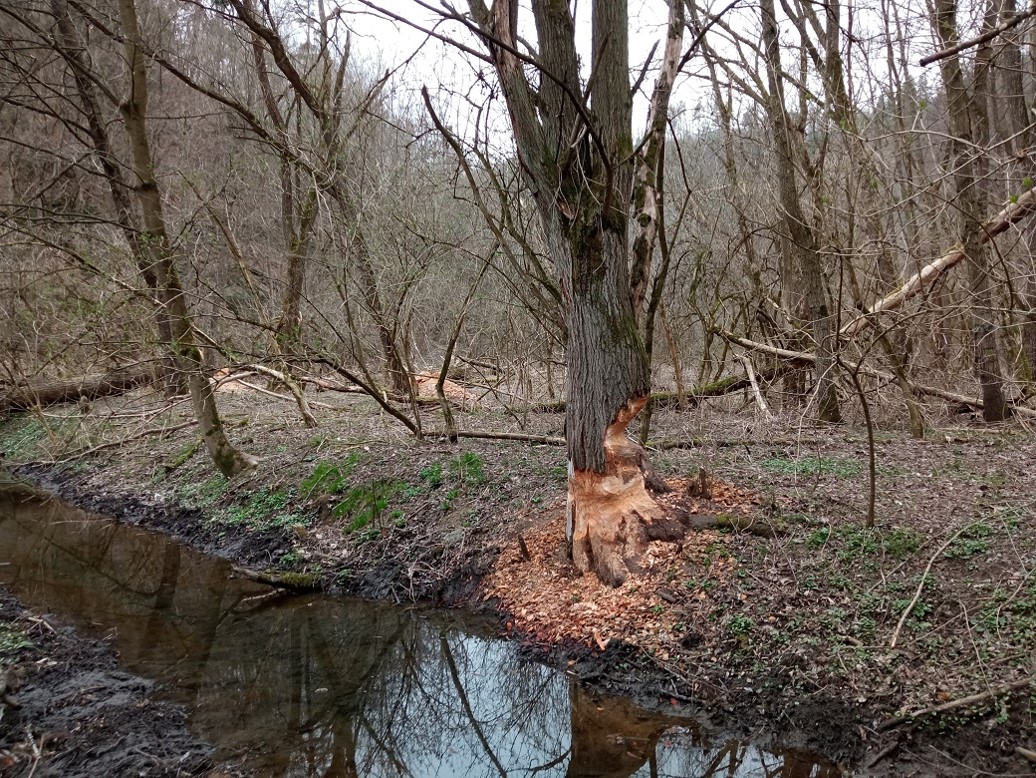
[0,488,842,777]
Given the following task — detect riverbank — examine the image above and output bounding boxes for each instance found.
[0,586,216,777]
[2,386,1035,775]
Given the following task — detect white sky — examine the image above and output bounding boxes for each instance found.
[338,0,951,150]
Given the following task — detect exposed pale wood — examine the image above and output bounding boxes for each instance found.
[569,398,666,586]
[841,188,1036,339]
[242,364,318,427]
[738,355,773,419]
[1,366,153,412]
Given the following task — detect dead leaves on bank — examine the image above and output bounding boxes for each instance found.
[484,476,762,657]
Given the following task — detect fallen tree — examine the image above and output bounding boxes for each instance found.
[841,188,1036,339]
[714,329,1036,418]
[527,365,790,413]
[1,366,153,413]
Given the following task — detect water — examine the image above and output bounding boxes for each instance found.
[0,484,841,776]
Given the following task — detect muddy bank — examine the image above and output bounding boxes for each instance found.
[0,587,215,777]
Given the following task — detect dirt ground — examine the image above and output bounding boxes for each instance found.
[0,588,216,777]
[2,383,1035,776]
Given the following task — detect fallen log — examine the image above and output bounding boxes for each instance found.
[0,366,153,413]
[526,366,790,413]
[841,187,1036,339]
[714,329,1036,418]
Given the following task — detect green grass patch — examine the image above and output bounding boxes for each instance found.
[300,454,360,498]
[211,487,310,532]
[448,451,485,486]
[0,416,48,460]
[177,474,229,508]
[333,480,405,533]
[760,455,862,478]
[0,624,32,655]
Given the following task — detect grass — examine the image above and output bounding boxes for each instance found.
[210,486,310,532]
[0,624,32,655]
[176,473,229,508]
[448,451,485,486]
[760,455,862,478]
[332,480,405,533]
[300,454,360,498]
[0,416,47,460]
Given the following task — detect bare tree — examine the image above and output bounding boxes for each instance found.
[117,0,256,475]
[447,0,687,585]
[932,0,1008,421]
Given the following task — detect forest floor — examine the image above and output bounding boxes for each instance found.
[1,383,1035,776]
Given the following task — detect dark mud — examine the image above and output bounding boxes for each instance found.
[0,588,215,777]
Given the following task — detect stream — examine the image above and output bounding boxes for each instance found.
[0,484,842,776]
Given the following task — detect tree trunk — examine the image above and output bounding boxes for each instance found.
[462,0,676,586]
[761,0,841,423]
[933,0,1007,421]
[1,366,153,412]
[50,0,183,396]
[117,0,256,477]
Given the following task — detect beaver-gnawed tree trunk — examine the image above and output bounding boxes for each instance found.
[463,0,685,585]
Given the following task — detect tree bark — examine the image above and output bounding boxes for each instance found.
[760,0,841,423]
[932,0,1008,421]
[1,366,153,412]
[49,0,183,396]
[117,0,256,477]
[463,0,678,585]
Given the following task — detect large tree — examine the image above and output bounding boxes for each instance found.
[439,0,686,585]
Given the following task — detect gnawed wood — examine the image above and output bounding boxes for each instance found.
[1,366,153,412]
[569,398,667,587]
[841,188,1036,339]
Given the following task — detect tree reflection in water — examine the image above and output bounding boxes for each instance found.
[0,491,842,777]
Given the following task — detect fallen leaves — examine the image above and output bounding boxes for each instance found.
[484,476,761,653]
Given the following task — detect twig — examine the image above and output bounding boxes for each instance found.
[235,380,335,411]
[920,2,1036,66]
[877,676,1035,731]
[865,741,900,769]
[63,420,194,459]
[446,429,565,446]
[1016,746,1036,764]
[890,526,969,649]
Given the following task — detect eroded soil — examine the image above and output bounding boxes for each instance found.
[2,385,1035,776]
